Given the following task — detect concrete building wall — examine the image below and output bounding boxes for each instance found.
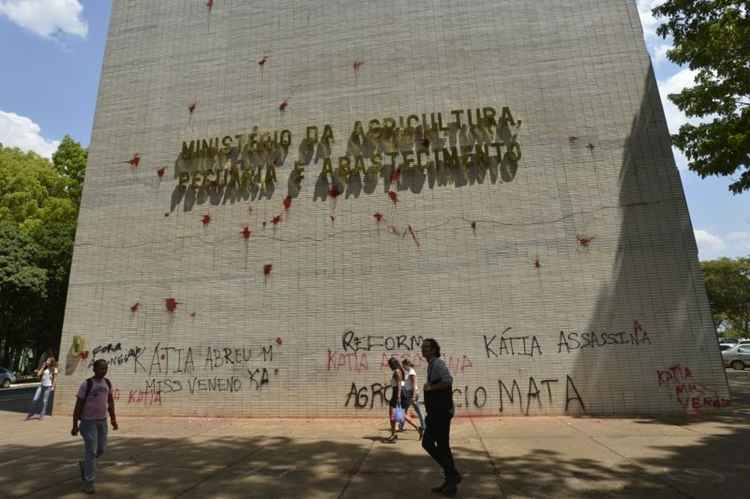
[56,0,730,417]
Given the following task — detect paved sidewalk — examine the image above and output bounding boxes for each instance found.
[1,410,749,499]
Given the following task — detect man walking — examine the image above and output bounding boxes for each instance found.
[421,338,461,496]
[71,359,118,494]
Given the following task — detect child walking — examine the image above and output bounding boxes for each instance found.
[71,359,118,494]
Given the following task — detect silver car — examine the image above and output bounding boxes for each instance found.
[722,345,750,370]
[0,367,15,388]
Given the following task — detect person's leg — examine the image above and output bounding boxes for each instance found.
[434,416,460,490]
[388,406,397,439]
[80,420,98,489]
[421,416,444,465]
[26,386,42,418]
[39,387,50,418]
[96,420,108,457]
[413,397,426,430]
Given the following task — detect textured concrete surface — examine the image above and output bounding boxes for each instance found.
[3,410,750,498]
[57,0,727,418]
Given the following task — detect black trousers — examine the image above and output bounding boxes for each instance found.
[422,414,458,478]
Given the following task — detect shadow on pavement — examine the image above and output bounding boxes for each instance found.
[1,414,750,498]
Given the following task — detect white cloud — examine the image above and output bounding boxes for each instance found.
[695,229,750,260]
[0,110,60,158]
[695,229,726,259]
[0,0,87,39]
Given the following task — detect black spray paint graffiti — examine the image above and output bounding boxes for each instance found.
[342,330,423,352]
[344,376,585,414]
[499,375,585,414]
[557,321,651,353]
[483,327,542,358]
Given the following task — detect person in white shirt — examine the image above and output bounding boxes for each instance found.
[398,358,425,438]
[26,357,57,420]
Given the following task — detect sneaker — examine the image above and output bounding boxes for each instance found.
[431,482,447,493]
[82,483,95,494]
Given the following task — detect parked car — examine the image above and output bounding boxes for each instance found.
[720,343,736,352]
[0,367,15,388]
[722,345,750,370]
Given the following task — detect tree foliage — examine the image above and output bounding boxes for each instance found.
[0,137,86,371]
[702,257,750,337]
[654,0,750,193]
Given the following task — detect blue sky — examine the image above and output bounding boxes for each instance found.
[0,0,747,260]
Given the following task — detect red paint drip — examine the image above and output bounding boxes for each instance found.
[130,303,140,313]
[534,257,541,269]
[373,212,384,223]
[407,224,420,248]
[390,167,401,183]
[353,60,365,75]
[80,351,89,360]
[279,99,289,111]
[388,190,398,205]
[258,55,270,66]
[276,337,283,346]
[165,298,178,313]
[330,215,335,225]
[576,234,594,247]
[188,99,197,114]
[271,215,282,226]
[206,0,213,12]
[241,226,252,240]
[283,195,292,211]
[127,153,140,168]
[157,167,166,178]
[328,184,341,199]
[201,214,211,225]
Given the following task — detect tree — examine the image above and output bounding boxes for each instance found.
[0,141,86,371]
[654,1,750,193]
[52,135,87,206]
[702,257,750,337]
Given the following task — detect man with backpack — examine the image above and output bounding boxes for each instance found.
[71,359,118,494]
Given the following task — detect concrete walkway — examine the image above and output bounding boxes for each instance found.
[1,410,749,498]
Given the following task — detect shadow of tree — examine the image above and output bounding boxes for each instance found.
[1,414,750,498]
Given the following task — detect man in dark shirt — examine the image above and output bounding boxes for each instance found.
[421,338,461,496]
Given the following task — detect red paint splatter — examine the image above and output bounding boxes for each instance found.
[283,195,292,211]
[241,226,252,239]
[373,212,384,223]
[534,257,541,269]
[279,99,289,111]
[258,55,270,66]
[130,303,140,313]
[576,234,594,247]
[328,184,341,199]
[353,60,365,75]
[157,167,166,178]
[206,0,213,12]
[390,167,401,183]
[127,153,140,168]
[633,320,642,338]
[271,215,282,226]
[276,337,283,346]
[188,99,197,115]
[407,225,420,248]
[161,354,166,360]
[388,190,398,206]
[263,264,273,275]
[79,351,89,360]
[201,214,211,225]
[165,298,178,312]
